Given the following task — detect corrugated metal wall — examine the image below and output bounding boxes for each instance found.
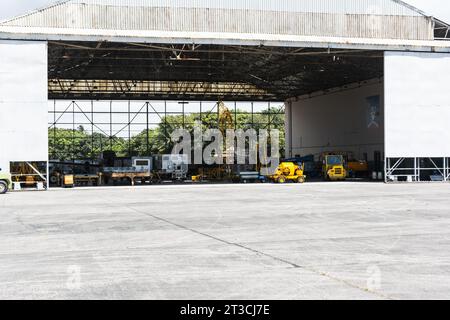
[2,0,434,40]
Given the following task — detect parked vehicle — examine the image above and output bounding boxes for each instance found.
[321,154,347,181]
[266,162,306,184]
[0,170,13,194]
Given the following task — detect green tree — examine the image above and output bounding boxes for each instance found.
[49,105,285,160]
[49,128,128,160]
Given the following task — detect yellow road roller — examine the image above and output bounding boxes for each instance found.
[266,162,306,184]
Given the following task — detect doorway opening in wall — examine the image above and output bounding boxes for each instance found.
[286,79,385,182]
[47,100,285,187]
[47,41,385,186]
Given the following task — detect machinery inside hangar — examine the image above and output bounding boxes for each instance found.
[43,41,385,188]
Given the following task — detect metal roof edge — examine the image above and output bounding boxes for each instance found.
[1,27,450,52]
[390,0,430,17]
[0,0,72,24]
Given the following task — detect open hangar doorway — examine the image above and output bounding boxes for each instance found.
[284,51,385,181]
[46,41,386,186]
[285,80,385,181]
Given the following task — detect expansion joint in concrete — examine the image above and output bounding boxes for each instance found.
[129,206,393,300]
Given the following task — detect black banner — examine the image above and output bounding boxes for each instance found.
[1,300,444,318]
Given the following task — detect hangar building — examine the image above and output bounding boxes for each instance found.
[1,0,450,185]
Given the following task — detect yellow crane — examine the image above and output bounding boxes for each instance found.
[193,101,235,182]
[218,101,234,135]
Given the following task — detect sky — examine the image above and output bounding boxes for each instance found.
[0,0,450,23]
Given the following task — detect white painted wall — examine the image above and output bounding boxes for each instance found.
[286,80,384,161]
[385,51,450,158]
[0,40,48,173]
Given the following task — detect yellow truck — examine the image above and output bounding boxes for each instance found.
[267,162,306,184]
[0,171,13,194]
[322,154,347,181]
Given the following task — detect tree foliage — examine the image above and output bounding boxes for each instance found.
[49,107,285,160]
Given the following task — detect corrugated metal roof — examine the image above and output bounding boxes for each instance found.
[0,0,434,40]
[52,0,425,15]
[1,0,428,19]
[1,0,448,51]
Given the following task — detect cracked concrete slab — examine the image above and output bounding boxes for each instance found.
[0,182,449,299]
